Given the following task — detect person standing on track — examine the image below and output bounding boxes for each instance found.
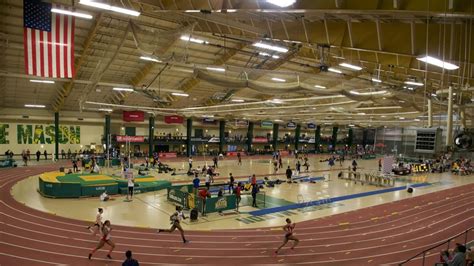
[237,152,242,165]
[126,169,135,201]
[275,218,299,254]
[286,166,293,183]
[235,182,242,212]
[188,157,193,171]
[87,208,104,237]
[228,173,235,194]
[89,220,115,260]
[157,206,189,243]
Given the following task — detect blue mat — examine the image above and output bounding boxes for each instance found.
[249,182,431,216]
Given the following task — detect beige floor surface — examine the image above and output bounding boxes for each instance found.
[10,156,474,231]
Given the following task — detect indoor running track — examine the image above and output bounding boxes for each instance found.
[1,163,473,265]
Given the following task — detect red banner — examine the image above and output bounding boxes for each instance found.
[123,111,145,122]
[158,152,177,158]
[226,152,240,156]
[164,115,184,124]
[252,137,268,143]
[116,136,145,142]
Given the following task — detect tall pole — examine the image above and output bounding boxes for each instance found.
[347,127,353,147]
[272,123,279,152]
[315,125,321,153]
[54,112,59,160]
[219,120,225,154]
[246,122,254,153]
[460,107,466,129]
[186,118,192,157]
[294,124,301,151]
[446,86,454,146]
[105,114,111,158]
[331,126,338,151]
[148,116,154,158]
[427,98,433,127]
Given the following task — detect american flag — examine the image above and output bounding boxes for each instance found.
[23,0,75,78]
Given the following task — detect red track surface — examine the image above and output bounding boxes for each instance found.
[1,163,473,265]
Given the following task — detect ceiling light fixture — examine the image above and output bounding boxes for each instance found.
[271,77,286,82]
[328,68,342,74]
[30,79,54,84]
[206,67,225,72]
[314,85,326,89]
[79,0,140,16]
[399,117,405,120]
[172,92,189,97]
[180,35,208,44]
[416,55,459,70]
[405,81,424,86]
[140,56,161,62]
[274,119,284,122]
[371,78,382,83]
[113,87,134,92]
[231,99,245,103]
[184,10,200,12]
[431,93,437,97]
[252,42,288,53]
[339,63,362,71]
[25,104,46,108]
[51,8,93,19]
[349,90,387,95]
[357,112,366,115]
[98,108,113,112]
[258,52,280,59]
[407,87,414,91]
[266,0,296,7]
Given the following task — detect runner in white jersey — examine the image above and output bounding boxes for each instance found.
[87,208,103,236]
[125,169,135,201]
[89,220,115,260]
[157,206,189,243]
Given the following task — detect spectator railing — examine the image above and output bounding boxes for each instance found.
[398,226,473,265]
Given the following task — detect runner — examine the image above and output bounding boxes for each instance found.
[275,218,299,254]
[157,206,189,243]
[89,220,115,260]
[87,208,103,237]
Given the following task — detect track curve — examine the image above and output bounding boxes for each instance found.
[1,163,473,265]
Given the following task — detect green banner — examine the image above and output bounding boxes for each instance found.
[197,194,237,213]
[261,120,273,129]
[167,188,189,208]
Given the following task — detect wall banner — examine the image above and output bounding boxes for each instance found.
[0,124,81,145]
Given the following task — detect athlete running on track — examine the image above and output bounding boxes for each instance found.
[89,220,115,260]
[275,218,299,254]
[87,208,103,237]
[157,206,189,243]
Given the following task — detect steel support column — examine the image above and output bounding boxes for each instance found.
[219,120,225,154]
[54,112,59,160]
[331,126,339,151]
[148,116,154,158]
[446,86,454,146]
[315,125,321,153]
[294,124,301,151]
[272,123,279,152]
[246,122,254,153]
[186,118,192,157]
[105,114,111,157]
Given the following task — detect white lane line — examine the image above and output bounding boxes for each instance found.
[2,192,473,242]
[2,210,473,253]
[2,189,473,239]
[1,217,472,263]
[0,252,60,265]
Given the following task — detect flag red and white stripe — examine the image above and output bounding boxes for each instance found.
[24,5,75,78]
